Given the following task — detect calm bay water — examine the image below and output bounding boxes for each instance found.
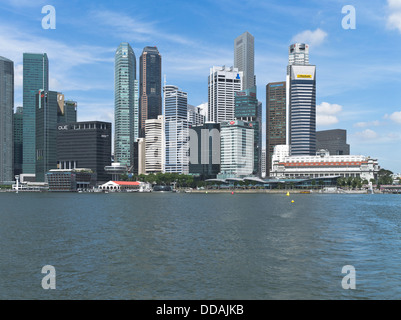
[0,192,400,300]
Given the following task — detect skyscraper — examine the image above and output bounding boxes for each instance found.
[316,129,350,155]
[234,86,261,175]
[234,31,255,90]
[220,120,254,177]
[14,107,23,177]
[35,90,59,182]
[114,42,136,167]
[23,53,49,174]
[208,66,243,123]
[286,43,316,156]
[266,81,286,176]
[288,65,316,156]
[164,85,189,174]
[0,56,14,182]
[139,46,162,137]
[145,115,164,174]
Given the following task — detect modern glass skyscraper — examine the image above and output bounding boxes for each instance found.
[14,107,23,177]
[114,42,136,167]
[35,90,59,182]
[139,46,162,138]
[164,85,189,174]
[234,31,255,90]
[288,65,316,156]
[0,56,14,182]
[266,81,286,176]
[23,53,49,174]
[208,66,243,123]
[234,86,261,176]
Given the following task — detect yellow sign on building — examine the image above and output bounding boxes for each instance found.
[297,74,312,78]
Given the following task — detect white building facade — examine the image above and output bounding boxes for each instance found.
[220,120,254,177]
[145,115,165,174]
[270,149,380,181]
[208,66,243,123]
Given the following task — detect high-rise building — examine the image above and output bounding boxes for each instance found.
[288,65,316,156]
[14,107,23,177]
[189,122,220,179]
[234,86,261,175]
[316,129,350,155]
[208,66,243,123]
[260,149,266,178]
[164,85,189,174]
[23,53,49,174]
[139,46,162,137]
[145,115,164,174]
[56,121,112,183]
[0,56,14,182]
[220,120,254,177]
[234,31,255,90]
[35,90,59,182]
[266,81,286,176]
[114,42,136,167]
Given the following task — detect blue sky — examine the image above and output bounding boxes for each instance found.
[2,0,401,173]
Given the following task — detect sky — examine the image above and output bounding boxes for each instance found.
[2,0,401,173]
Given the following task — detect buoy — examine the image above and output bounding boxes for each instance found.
[286,192,290,196]
[291,200,294,203]
[231,191,234,195]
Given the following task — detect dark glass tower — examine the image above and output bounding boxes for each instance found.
[266,81,286,176]
[23,53,49,174]
[14,107,23,177]
[0,56,14,182]
[35,90,59,182]
[139,46,162,137]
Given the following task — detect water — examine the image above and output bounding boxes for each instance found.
[0,192,400,299]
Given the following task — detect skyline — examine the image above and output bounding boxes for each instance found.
[2,0,401,172]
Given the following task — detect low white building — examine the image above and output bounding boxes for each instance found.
[270,149,380,181]
[99,181,151,192]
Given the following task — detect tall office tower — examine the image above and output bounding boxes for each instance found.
[139,46,162,137]
[0,56,14,182]
[288,65,316,156]
[23,53,49,174]
[189,122,220,180]
[220,120,254,177]
[57,98,77,124]
[208,66,243,123]
[164,85,189,174]
[114,42,136,167]
[187,104,205,126]
[316,129,350,155]
[35,90,59,182]
[234,86,261,176]
[145,115,164,174]
[57,121,112,183]
[234,31,255,90]
[266,81,286,176]
[14,107,23,176]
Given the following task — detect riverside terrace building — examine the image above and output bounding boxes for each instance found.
[56,121,112,183]
[270,149,380,181]
[46,169,97,192]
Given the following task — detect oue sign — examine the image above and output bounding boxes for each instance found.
[58,125,68,130]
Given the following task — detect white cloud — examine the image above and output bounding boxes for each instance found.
[354,120,381,127]
[355,129,379,140]
[291,28,327,47]
[316,102,342,126]
[385,111,401,123]
[387,0,401,32]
